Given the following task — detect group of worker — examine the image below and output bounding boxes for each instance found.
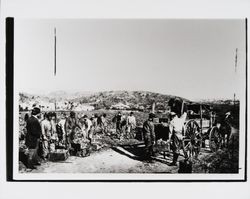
[112,111,137,139]
[23,108,139,169]
[23,108,108,169]
[23,98,186,169]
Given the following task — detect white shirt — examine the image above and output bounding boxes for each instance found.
[169,112,187,133]
[58,119,66,135]
[127,115,136,127]
[85,118,92,132]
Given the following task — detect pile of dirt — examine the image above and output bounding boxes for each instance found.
[192,149,239,173]
[94,134,142,149]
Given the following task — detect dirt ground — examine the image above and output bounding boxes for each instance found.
[20,127,239,174]
[29,148,178,173]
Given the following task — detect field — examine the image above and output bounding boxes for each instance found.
[18,103,240,174]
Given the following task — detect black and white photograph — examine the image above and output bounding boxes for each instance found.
[8,18,246,181]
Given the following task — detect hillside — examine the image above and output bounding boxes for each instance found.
[19,90,188,111]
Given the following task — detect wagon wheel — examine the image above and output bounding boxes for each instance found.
[183,120,201,158]
[209,126,222,152]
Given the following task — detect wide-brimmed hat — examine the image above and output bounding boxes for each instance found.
[70,111,75,117]
[149,113,155,118]
[31,107,41,115]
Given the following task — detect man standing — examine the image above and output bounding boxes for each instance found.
[50,112,58,152]
[25,107,42,169]
[100,113,108,134]
[126,112,136,139]
[142,113,156,160]
[91,114,98,129]
[57,113,67,145]
[169,111,188,166]
[83,115,93,143]
[41,112,52,160]
[65,111,80,149]
[112,112,122,136]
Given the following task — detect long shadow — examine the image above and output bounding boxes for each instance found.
[112,145,174,165]
[112,146,148,161]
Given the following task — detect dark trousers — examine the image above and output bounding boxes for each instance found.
[171,133,187,158]
[27,139,40,168]
[144,137,154,159]
[145,144,154,158]
[116,122,121,133]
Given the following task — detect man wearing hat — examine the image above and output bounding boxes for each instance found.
[142,113,156,160]
[83,115,93,143]
[91,113,98,129]
[41,112,53,160]
[169,111,188,166]
[65,111,81,149]
[112,111,122,134]
[99,113,108,134]
[25,107,42,169]
[126,112,136,139]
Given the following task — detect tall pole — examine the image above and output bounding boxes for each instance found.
[54,27,56,76]
[233,93,236,107]
[152,102,155,114]
[235,48,238,73]
[200,104,203,135]
[234,48,238,106]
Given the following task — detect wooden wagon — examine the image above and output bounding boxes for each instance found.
[152,101,231,159]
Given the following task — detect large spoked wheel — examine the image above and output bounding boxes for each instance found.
[183,120,202,158]
[209,126,222,152]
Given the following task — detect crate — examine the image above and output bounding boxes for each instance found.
[48,149,69,162]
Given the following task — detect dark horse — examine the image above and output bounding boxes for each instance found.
[214,114,232,148]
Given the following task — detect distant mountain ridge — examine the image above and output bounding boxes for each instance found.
[19,90,189,110]
[19,90,238,112]
[47,90,96,100]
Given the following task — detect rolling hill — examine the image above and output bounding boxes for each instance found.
[19,90,188,111]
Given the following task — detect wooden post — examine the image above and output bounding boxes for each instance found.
[152,102,155,114]
[54,27,56,76]
[235,48,238,73]
[200,105,203,134]
[181,101,184,115]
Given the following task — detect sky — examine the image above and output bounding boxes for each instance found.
[14,19,246,100]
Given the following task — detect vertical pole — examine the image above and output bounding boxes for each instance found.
[54,27,56,76]
[235,48,238,73]
[234,93,236,109]
[200,105,203,134]
[181,101,184,116]
[200,104,203,149]
[234,48,237,110]
[54,28,57,110]
[152,102,155,114]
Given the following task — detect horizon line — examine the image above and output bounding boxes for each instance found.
[19,89,239,102]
